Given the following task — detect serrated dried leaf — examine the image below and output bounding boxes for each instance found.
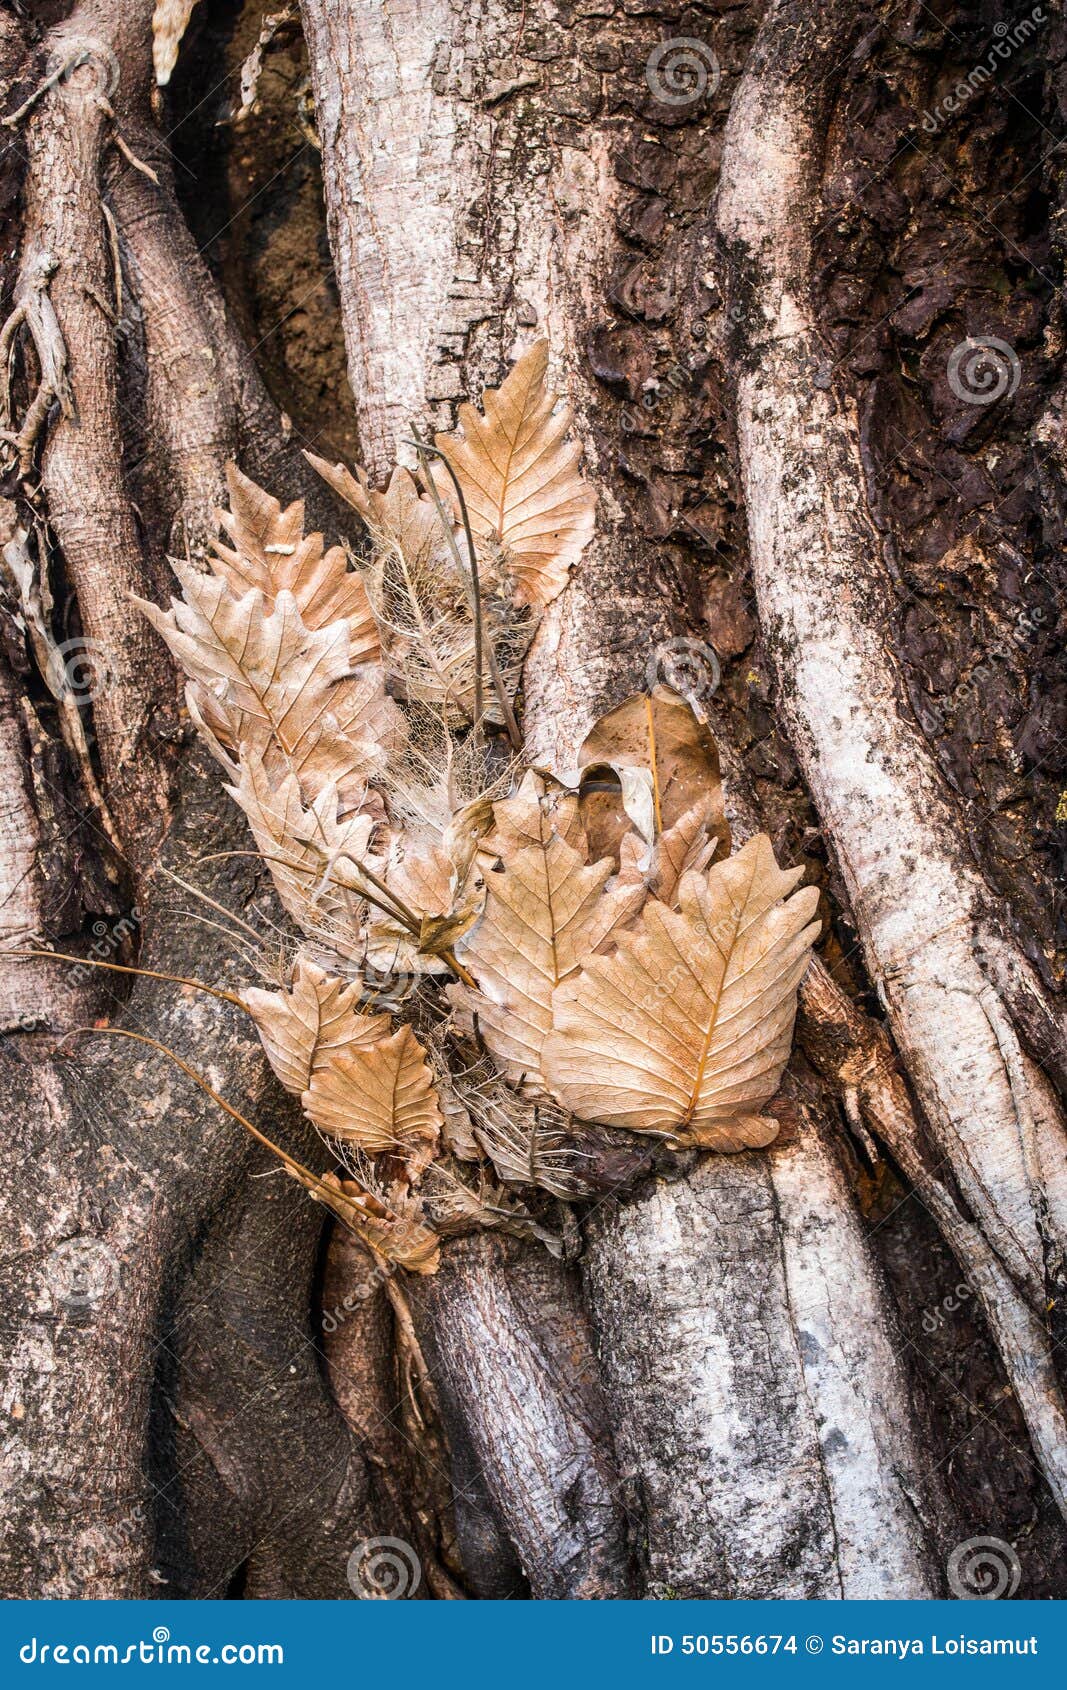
[577,684,731,865]
[243,957,390,1094]
[307,459,441,570]
[138,567,399,802]
[541,834,820,1146]
[433,340,596,608]
[453,778,644,1089]
[212,464,379,666]
[303,1024,442,1180]
[228,752,382,960]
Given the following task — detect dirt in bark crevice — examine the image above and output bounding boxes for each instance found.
[167,0,360,469]
[822,0,1067,990]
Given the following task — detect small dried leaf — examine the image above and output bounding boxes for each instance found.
[307,460,440,571]
[243,957,389,1094]
[541,834,820,1145]
[433,340,595,608]
[303,1024,442,1180]
[650,799,722,906]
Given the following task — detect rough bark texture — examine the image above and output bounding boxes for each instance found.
[2,0,1066,1600]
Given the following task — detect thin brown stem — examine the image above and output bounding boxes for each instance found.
[8,949,250,1013]
[78,1026,368,1233]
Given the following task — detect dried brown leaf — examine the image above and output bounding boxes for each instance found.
[138,565,399,802]
[577,684,731,865]
[452,776,644,1089]
[541,834,820,1146]
[212,464,379,666]
[227,752,381,960]
[433,340,595,608]
[303,1023,442,1180]
[322,1175,440,1273]
[243,957,390,1094]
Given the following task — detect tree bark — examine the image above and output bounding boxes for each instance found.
[1,0,1065,1600]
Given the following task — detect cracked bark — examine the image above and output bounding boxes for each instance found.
[3,0,1066,1599]
[715,0,1067,1515]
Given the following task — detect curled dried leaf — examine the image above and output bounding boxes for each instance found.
[577,684,731,867]
[320,1174,440,1274]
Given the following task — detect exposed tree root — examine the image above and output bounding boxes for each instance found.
[715,0,1067,1513]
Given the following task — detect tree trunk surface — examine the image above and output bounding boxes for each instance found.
[1,0,1065,1599]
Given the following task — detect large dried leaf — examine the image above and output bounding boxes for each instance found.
[541,834,820,1146]
[243,957,389,1094]
[453,776,643,1089]
[211,464,379,666]
[303,1024,442,1180]
[138,566,398,801]
[433,340,596,608]
[577,685,730,867]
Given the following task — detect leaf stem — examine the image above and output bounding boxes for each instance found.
[8,949,250,1012]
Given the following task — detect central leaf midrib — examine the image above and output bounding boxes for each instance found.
[681,857,758,1127]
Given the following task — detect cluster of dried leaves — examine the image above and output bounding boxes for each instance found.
[138,342,819,1273]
